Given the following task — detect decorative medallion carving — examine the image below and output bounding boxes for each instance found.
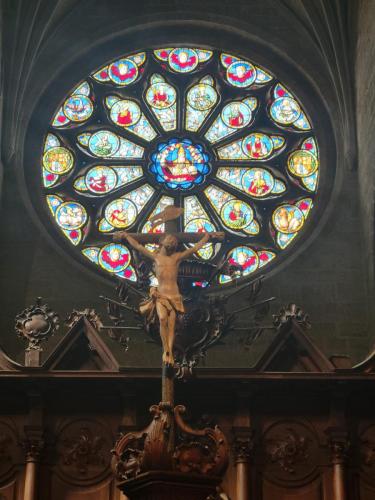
[273,303,310,330]
[260,421,319,483]
[56,420,112,484]
[15,297,59,350]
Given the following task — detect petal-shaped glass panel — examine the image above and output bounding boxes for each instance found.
[74,166,143,195]
[106,96,156,141]
[217,133,284,160]
[145,74,177,131]
[52,81,94,128]
[205,97,257,144]
[185,76,218,132]
[184,196,219,260]
[99,184,154,232]
[217,167,286,198]
[204,185,259,235]
[270,84,311,130]
[77,130,144,159]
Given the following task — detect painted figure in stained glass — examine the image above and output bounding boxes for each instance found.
[89,131,119,157]
[243,133,273,159]
[242,169,273,197]
[150,139,210,189]
[188,83,217,110]
[227,61,256,87]
[288,150,318,177]
[99,243,130,273]
[86,166,117,194]
[221,200,253,230]
[56,202,87,230]
[63,95,93,122]
[105,199,137,229]
[43,147,74,174]
[273,205,304,233]
[108,58,138,85]
[169,48,198,72]
[228,246,258,274]
[270,97,301,125]
[111,100,141,127]
[147,82,176,109]
[222,102,250,128]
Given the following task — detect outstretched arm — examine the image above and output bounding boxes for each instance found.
[113,231,155,260]
[177,232,210,260]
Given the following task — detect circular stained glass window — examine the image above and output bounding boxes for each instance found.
[41,47,320,286]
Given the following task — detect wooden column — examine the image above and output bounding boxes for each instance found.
[23,447,41,500]
[232,431,253,500]
[23,391,44,500]
[327,429,349,500]
[232,388,254,500]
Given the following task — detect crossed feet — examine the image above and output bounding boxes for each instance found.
[162,350,175,367]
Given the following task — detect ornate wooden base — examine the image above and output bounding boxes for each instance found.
[118,471,221,500]
[112,402,228,499]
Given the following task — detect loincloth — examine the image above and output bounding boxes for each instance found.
[139,286,185,323]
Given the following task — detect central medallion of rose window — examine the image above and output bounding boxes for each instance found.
[150,138,210,190]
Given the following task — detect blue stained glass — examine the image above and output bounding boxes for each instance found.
[42,48,320,285]
[150,138,210,190]
[99,243,131,273]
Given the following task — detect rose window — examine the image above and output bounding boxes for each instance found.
[41,47,320,287]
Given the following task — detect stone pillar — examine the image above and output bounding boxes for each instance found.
[232,430,253,500]
[326,429,349,500]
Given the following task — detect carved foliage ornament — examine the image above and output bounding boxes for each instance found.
[112,403,229,481]
[273,303,311,329]
[56,420,112,483]
[15,297,59,349]
[261,422,318,483]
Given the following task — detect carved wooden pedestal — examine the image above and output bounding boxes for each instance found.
[112,402,228,500]
[118,471,220,500]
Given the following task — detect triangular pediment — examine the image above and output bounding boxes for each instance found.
[256,320,335,373]
[43,316,119,371]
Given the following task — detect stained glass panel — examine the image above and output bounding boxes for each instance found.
[41,47,320,285]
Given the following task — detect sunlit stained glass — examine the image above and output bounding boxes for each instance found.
[41,47,320,285]
[205,98,257,144]
[106,96,156,141]
[74,166,143,195]
[145,74,177,131]
[217,133,284,160]
[185,76,218,132]
[184,196,219,260]
[217,167,286,198]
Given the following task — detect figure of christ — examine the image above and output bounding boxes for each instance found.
[115,231,211,366]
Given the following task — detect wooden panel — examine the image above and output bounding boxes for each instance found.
[262,477,322,500]
[359,480,375,500]
[0,479,17,500]
[50,475,114,500]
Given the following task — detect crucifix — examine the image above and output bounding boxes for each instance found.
[114,206,224,371]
